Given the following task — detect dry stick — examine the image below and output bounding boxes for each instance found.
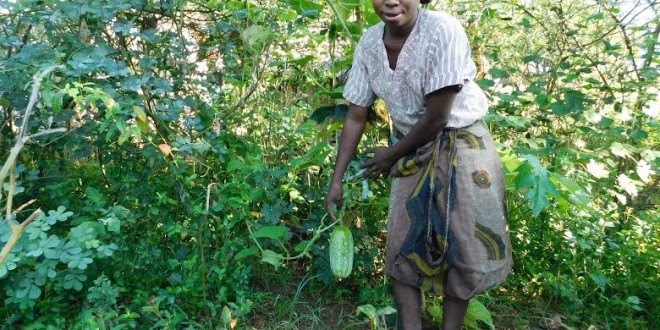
[0,65,65,267]
[602,4,641,81]
[0,65,65,185]
[603,3,659,130]
[0,209,42,265]
[0,128,66,192]
[222,49,272,119]
[0,210,46,270]
[5,165,15,223]
[13,199,37,215]
[198,182,216,318]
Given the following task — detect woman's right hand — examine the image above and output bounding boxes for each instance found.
[325,103,369,221]
[325,182,343,220]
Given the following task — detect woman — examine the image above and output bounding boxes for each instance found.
[325,0,512,329]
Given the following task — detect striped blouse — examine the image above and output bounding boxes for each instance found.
[343,9,488,133]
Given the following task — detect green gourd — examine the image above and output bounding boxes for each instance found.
[329,225,354,278]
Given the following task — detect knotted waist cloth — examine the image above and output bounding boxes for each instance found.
[384,120,512,299]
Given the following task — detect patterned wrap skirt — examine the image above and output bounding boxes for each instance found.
[384,120,512,300]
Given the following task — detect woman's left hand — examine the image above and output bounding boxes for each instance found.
[360,147,396,179]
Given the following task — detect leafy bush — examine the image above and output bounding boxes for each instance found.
[0,0,657,329]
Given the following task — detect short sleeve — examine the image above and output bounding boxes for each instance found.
[424,19,470,96]
[342,43,376,107]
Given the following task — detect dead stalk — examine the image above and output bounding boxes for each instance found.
[0,65,65,267]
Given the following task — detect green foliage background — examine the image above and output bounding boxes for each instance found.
[0,0,657,329]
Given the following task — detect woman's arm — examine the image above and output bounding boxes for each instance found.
[360,86,460,178]
[326,103,370,219]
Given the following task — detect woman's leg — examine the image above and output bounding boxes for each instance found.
[392,279,422,330]
[442,295,470,330]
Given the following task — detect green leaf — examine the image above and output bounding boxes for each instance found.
[283,0,323,17]
[251,226,287,240]
[514,162,534,189]
[221,306,232,325]
[550,173,591,209]
[227,160,250,171]
[235,246,259,260]
[515,155,559,216]
[70,222,98,241]
[260,249,283,267]
[101,215,121,233]
[241,25,274,50]
[63,274,87,290]
[463,299,495,330]
[45,206,74,225]
[630,129,648,141]
[476,79,495,89]
[376,306,397,316]
[598,116,614,128]
[50,92,64,113]
[590,273,607,290]
[503,116,530,130]
[310,104,348,123]
[587,12,605,20]
[67,252,94,270]
[29,285,42,299]
[29,235,61,260]
[294,240,311,253]
[85,187,104,204]
[610,142,637,159]
[97,243,118,257]
[564,90,586,112]
[356,304,376,318]
[489,68,509,78]
[522,54,542,63]
[499,152,524,173]
[290,142,331,169]
[550,102,569,115]
[334,0,361,19]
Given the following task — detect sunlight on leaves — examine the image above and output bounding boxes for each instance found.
[586,159,609,179]
[617,173,638,197]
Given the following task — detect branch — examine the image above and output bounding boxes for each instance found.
[0,65,65,268]
[0,130,66,187]
[0,209,41,266]
[324,0,357,46]
[643,22,659,69]
[567,33,616,99]
[4,165,15,224]
[604,7,640,80]
[14,199,36,214]
[582,2,657,47]
[220,48,272,120]
[26,128,67,140]
[18,65,65,140]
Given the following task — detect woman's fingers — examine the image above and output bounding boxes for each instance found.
[326,199,336,220]
[326,197,343,220]
[362,165,385,179]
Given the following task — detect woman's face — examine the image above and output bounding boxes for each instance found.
[372,0,420,28]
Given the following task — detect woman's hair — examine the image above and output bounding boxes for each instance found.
[420,0,431,4]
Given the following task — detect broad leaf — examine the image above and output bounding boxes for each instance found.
[290,142,331,169]
[250,226,287,240]
[356,304,376,318]
[261,249,283,268]
[515,155,559,216]
[235,246,259,260]
[463,299,495,330]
